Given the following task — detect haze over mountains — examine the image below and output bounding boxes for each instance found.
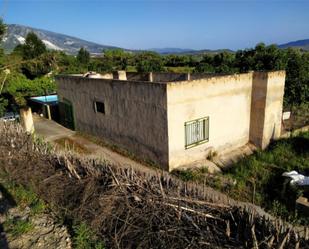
[2,24,309,55]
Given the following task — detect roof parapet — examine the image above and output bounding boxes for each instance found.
[113,70,127,80]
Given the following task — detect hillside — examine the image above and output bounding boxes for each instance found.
[278,39,309,50]
[1,24,235,56]
[2,24,121,54]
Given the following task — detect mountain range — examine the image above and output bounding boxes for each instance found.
[278,39,309,51]
[149,48,234,55]
[2,24,309,55]
[2,24,121,54]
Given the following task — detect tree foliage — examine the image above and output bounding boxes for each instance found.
[102,49,132,70]
[2,72,56,107]
[0,18,6,41]
[0,97,8,117]
[284,49,309,105]
[14,32,47,60]
[76,47,90,65]
[136,52,165,72]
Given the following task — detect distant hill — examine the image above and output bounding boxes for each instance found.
[2,24,122,54]
[2,24,309,55]
[149,47,234,55]
[278,39,309,51]
[149,48,196,54]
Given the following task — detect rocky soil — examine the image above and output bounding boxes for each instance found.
[0,187,72,249]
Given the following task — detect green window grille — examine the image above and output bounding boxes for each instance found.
[185,117,209,149]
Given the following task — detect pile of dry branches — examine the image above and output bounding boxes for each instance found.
[0,122,308,248]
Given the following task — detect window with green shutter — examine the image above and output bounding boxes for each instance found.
[185,117,209,149]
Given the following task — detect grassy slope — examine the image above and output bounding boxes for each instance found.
[174,132,309,224]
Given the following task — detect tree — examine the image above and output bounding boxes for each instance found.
[54,52,78,74]
[135,52,164,72]
[0,19,8,116]
[0,97,8,117]
[21,51,57,79]
[284,48,309,106]
[194,54,215,73]
[102,49,131,70]
[0,18,6,41]
[164,55,191,67]
[2,72,56,107]
[234,49,256,72]
[253,43,286,71]
[76,47,90,65]
[15,32,47,60]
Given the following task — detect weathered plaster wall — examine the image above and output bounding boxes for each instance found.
[249,72,268,148]
[249,71,286,148]
[57,71,285,172]
[57,76,169,169]
[166,73,254,171]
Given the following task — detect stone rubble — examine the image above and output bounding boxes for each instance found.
[0,187,72,249]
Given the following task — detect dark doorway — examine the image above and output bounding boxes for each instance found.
[59,99,75,130]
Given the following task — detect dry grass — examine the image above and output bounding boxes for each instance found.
[54,137,91,155]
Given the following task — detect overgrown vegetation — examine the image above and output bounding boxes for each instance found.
[0,175,46,215]
[174,132,309,225]
[1,122,308,248]
[0,173,105,248]
[73,223,105,249]
[3,218,34,237]
[0,176,45,238]
[225,132,309,224]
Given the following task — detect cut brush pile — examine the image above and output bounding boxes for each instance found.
[0,122,308,249]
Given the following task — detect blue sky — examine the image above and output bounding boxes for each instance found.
[2,0,309,50]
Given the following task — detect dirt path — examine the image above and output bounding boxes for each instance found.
[33,116,158,174]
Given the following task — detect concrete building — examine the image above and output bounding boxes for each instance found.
[56,71,286,171]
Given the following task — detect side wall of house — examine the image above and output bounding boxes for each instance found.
[57,77,169,169]
[166,73,253,171]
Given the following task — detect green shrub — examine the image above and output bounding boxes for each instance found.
[3,218,34,237]
[73,223,105,249]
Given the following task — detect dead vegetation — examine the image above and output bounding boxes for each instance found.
[54,137,91,155]
[0,122,308,249]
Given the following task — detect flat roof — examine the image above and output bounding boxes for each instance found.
[57,72,241,84]
[57,71,285,85]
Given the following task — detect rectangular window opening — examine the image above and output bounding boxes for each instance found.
[94,101,105,114]
[185,117,209,149]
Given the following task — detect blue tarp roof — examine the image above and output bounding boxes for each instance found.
[30,94,58,105]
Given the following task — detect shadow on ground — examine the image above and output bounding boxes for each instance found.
[0,183,17,249]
